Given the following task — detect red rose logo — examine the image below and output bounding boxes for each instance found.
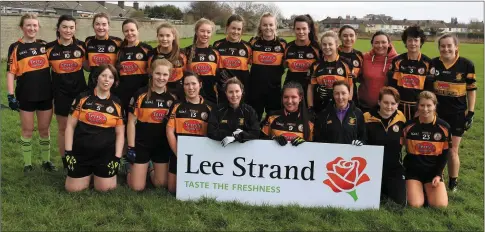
[121,62,139,74]
[85,112,107,125]
[258,53,277,64]
[223,57,242,68]
[193,63,212,75]
[28,57,46,68]
[323,157,370,201]
[92,54,111,65]
[415,142,436,154]
[183,120,202,133]
[59,60,79,72]
[290,60,311,72]
[402,75,420,88]
[281,133,298,141]
[151,109,167,122]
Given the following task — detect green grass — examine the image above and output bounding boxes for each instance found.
[1,35,483,231]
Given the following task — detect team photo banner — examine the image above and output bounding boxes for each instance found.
[176,136,384,210]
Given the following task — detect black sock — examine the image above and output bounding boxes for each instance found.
[62,157,68,169]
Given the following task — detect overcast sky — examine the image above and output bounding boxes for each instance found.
[118,1,484,23]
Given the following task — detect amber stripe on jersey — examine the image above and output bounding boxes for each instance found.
[49,58,83,74]
[134,93,169,124]
[189,62,218,76]
[252,51,284,66]
[433,80,467,97]
[72,97,123,128]
[405,139,449,156]
[119,60,148,76]
[220,56,249,71]
[88,53,117,67]
[392,59,429,90]
[9,46,49,76]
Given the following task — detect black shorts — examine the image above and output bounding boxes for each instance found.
[19,99,52,112]
[168,153,177,174]
[68,144,118,178]
[133,144,171,164]
[405,168,443,184]
[381,171,407,206]
[54,93,75,117]
[439,111,465,137]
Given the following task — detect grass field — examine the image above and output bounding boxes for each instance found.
[1,34,483,231]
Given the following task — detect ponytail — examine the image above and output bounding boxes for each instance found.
[294,14,319,46]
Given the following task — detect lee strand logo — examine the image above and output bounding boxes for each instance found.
[323,157,370,201]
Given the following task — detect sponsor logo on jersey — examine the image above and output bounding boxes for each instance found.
[415,142,436,154]
[402,75,420,88]
[183,120,203,132]
[151,109,167,122]
[193,63,212,75]
[322,76,337,87]
[121,62,139,74]
[290,60,311,71]
[92,54,111,65]
[258,53,277,64]
[436,82,450,90]
[86,112,107,124]
[281,133,298,141]
[28,57,47,69]
[59,60,79,72]
[223,57,242,68]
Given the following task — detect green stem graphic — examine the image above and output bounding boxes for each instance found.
[347,190,359,201]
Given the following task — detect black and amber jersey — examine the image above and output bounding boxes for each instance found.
[129,86,176,146]
[338,46,364,79]
[309,55,352,102]
[70,89,124,158]
[85,35,122,69]
[388,53,433,103]
[364,109,406,173]
[284,40,321,85]
[213,38,252,85]
[149,47,188,84]
[430,56,477,113]
[261,110,314,141]
[249,36,287,84]
[401,116,451,176]
[7,38,52,102]
[184,45,221,102]
[46,38,87,97]
[167,97,214,137]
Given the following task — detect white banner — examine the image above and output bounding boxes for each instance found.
[176,136,384,209]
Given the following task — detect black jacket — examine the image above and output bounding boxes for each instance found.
[207,103,260,141]
[314,101,366,144]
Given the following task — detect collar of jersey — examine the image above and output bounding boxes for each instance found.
[418,115,437,125]
[94,88,110,100]
[185,96,203,104]
[295,40,311,47]
[57,38,74,46]
[406,52,421,61]
[225,36,241,43]
[125,40,140,47]
[95,34,110,40]
[18,37,36,44]
[324,54,340,62]
[157,46,173,55]
[338,45,354,54]
[439,52,460,70]
[283,109,300,118]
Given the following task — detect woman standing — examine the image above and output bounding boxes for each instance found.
[307,31,353,114]
[430,33,477,191]
[314,81,366,145]
[46,15,87,171]
[166,72,215,194]
[6,13,56,172]
[338,25,364,105]
[247,12,287,121]
[64,64,124,192]
[126,59,177,191]
[184,18,221,104]
[150,22,187,100]
[402,91,450,208]
[208,77,260,146]
[364,87,406,206]
[358,31,398,113]
[84,13,122,89]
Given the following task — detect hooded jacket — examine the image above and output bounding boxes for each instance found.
[358,44,398,109]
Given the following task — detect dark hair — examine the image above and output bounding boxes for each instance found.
[282,81,310,141]
[121,18,139,48]
[338,25,357,37]
[92,12,110,27]
[379,86,400,103]
[90,64,119,89]
[437,33,459,47]
[226,14,244,28]
[401,25,426,48]
[332,80,351,92]
[224,77,244,93]
[371,31,391,44]
[182,71,202,97]
[56,15,76,39]
[293,14,319,46]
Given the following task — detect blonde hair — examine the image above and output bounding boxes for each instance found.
[19,13,40,28]
[187,18,216,67]
[437,33,459,47]
[257,12,278,38]
[157,22,181,64]
[418,91,438,106]
[148,59,173,100]
[320,30,340,46]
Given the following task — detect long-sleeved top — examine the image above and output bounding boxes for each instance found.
[207,103,260,141]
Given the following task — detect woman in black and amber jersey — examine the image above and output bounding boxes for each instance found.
[247,12,288,121]
[402,91,450,208]
[338,25,364,105]
[6,13,56,172]
[84,13,122,89]
[284,15,320,95]
[261,82,313,147]
[64,64,124,192]
[126,59,176,191]
[114,19,153,116]
[47,15,87,171]
[307,31,353,114]
[213,14,252,103]
[364,87,406,206]
[184,18,221,104]
[150,23,187,99]
[430,34,477,191]
[388,26,433,120]
[166,72,215,194]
